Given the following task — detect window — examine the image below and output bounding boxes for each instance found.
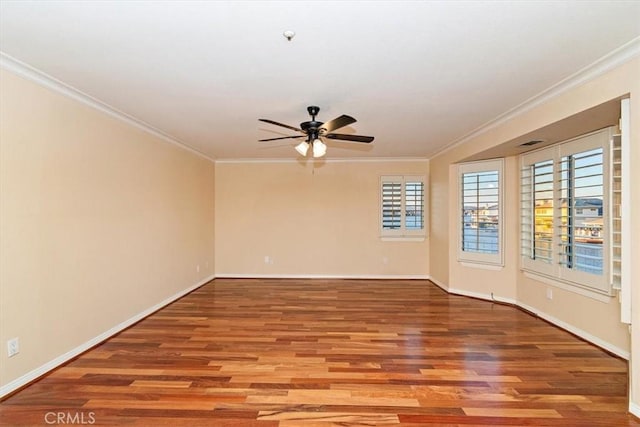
[458,159,503,266]
[380,176,425,238]
[520,127,614,295]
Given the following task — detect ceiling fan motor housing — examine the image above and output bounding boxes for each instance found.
[300,120,323,141]
[307,105,320,118]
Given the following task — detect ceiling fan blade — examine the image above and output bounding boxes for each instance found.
[319,115,356,133]
[259,119,303,133]
[325,133,374,143]
[259,135,305,142]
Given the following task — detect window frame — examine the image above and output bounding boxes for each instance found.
[457,159,504,267]
[520,127,614,296]
[380,175,426,239]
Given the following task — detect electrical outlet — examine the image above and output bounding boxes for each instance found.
[546,288,553,300]
[264,256,270,264]
[196,264,200,273]
[7,338,19,357]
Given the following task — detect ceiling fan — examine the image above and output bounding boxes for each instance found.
[258,106,374,158]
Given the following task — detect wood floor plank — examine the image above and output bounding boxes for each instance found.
[257,410,400,423]
[462,407,562,418]
[1,279,638,426]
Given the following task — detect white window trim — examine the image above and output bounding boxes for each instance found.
[380,175,427,239]
[457,159,504,267]
[459,261,503,271]
[618,98,631,323]
[520,127,614,296]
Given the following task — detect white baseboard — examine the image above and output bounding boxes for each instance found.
[630,401,640,418]
[0,274,215,399]
[516,302,629,360]
[447,287,517,306]
[215,273,429,280]
[426,276,449,292]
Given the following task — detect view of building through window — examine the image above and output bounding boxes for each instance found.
[532,160,554,263]
[559,148,604,275]
[529,148,604,276]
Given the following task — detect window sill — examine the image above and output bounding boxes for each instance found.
[381,236,425,242]
[458,261,503,271]
[522,270,613,303]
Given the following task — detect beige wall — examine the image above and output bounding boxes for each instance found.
[428,158,449,286]
[445,156,519,303]
[215,160,429,277]
[429,57,640,410]
[0,69,215,392]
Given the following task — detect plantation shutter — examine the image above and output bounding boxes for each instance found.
[405,181,424,230]
[459,159,503,266]
[381,176,426,238]
[520,127,614,295]
[558,148,604,275]
[381,178,402,230]
[610,134,622,290]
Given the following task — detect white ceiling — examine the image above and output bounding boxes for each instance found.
[1,1,639,160]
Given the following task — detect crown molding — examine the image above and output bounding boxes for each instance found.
[430,36,640,159]
[0,52,215,163]
[215,156,429,164]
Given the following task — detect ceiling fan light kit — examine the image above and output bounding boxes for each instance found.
[294,139,326,158]
[295,141,309,156]
[312,140,327,158]
[259,106,374,158]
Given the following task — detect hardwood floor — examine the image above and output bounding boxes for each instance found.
[1,279,638,426]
